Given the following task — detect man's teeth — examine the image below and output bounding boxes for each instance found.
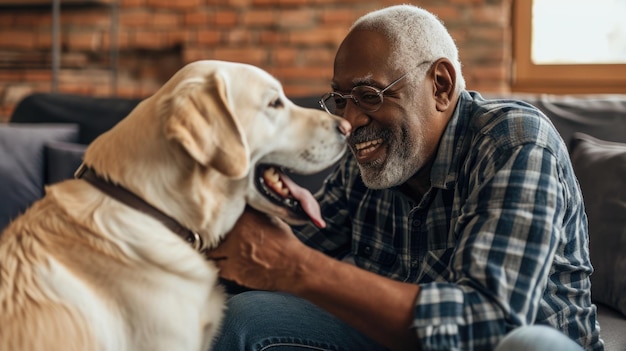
[263,167,290,197]
[355,138,383,151]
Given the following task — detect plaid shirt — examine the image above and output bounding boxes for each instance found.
[293,91,603,351]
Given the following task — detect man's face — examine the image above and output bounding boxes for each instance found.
[332,29,437,189]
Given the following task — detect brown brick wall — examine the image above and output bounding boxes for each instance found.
[0,0,512,122]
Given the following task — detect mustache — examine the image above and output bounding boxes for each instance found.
[348,127,392,147]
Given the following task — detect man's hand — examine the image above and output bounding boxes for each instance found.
[206,207,313,291]
[207,207,421,351]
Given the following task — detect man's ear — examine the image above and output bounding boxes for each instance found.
[160,72,250,179]
[431,58,457,112]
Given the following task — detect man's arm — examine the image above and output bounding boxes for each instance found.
[207,209,421,351]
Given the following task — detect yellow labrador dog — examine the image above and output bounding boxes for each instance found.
[0,60,349,351]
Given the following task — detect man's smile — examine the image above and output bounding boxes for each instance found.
[352,137,386,163]
[354,138,383,152]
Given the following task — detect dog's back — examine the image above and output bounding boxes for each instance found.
[0,180,223,351]
[0,180,129,351]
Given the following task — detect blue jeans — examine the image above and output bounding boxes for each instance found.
[210,291,584,351]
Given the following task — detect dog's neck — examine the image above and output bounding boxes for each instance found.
[74,163,206,254]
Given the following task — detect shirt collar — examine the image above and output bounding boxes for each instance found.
[429,90,475,190]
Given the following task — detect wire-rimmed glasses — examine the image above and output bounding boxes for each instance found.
[319,73,409,116]
[319,60,434,116]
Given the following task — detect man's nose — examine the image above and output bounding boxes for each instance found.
[342,99,370,130]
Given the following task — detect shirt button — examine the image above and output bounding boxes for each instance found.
[363,246,372,256]
[413,219,422,227]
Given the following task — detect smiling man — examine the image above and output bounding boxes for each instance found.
[207,5,603,351]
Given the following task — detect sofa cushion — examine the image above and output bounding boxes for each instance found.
[45,141,87,184]
[570,132,626,317]
[485,94,626,149]
[10,93,140,144]
[597,303,626,351]
[0,123,79,232]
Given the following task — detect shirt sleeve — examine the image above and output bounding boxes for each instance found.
[413,142,566,350]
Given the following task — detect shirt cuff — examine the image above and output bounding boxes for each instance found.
[413,282,466,350]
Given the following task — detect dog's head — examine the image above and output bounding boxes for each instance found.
[160,60,349,229]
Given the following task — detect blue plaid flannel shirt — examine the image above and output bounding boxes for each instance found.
[293,91,603,351]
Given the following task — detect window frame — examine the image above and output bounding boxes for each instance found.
[513,0,626,94]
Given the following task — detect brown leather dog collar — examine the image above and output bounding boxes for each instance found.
[74,163,204,252]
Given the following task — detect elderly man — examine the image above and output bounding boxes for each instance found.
[208,5,603,351]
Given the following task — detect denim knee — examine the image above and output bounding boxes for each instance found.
[210,291,387,351]
[495,325,584,351]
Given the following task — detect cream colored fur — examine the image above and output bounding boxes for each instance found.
[0,60,347,351]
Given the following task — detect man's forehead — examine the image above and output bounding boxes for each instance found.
[332,30,396,89]
[336,29,391,63]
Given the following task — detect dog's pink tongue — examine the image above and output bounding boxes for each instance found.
[280,174,325,228]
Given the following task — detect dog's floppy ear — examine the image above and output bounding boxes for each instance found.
[162,72,249,178]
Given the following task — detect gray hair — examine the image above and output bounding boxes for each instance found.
[351,4,466,93]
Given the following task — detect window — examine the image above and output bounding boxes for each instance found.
[513,0,626,94]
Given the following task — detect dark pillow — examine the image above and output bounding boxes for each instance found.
[10,93,140,144]
[570,132,626,317]
[45,141,87,185]
[0,124,79,232]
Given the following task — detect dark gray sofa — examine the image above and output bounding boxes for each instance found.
[1,92,625,351]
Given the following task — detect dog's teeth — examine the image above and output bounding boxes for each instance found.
[261,167,292,198]
[264,167,280,183]
[277,181,290,196]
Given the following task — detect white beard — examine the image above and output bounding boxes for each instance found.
[358,129,425,189]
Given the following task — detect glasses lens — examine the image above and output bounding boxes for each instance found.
[322,93,347,115]
[321,86,384,115]
[353,86,383,111]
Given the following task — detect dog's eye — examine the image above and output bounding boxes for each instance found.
[268,98,283,109]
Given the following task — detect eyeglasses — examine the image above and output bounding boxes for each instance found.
[319,60,434,116]
[319,73,408,115]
